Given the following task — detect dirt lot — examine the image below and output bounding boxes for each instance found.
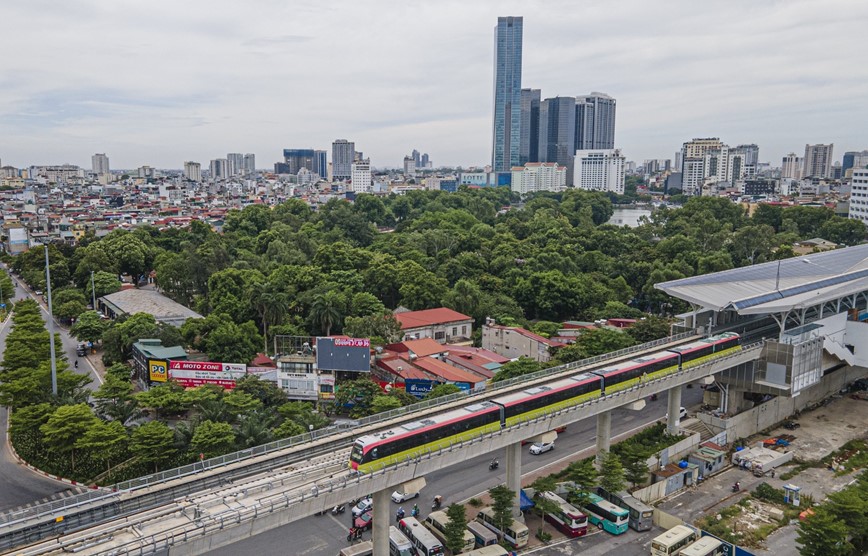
[767,395,868,462]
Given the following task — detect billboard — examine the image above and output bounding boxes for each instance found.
[405,379,436,398]
[167,360,247,389]
[149,359,168,382]
[316,337,371,372]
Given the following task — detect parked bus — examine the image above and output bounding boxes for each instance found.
[463,546,509,556]
[540,491,588,538]
[476,507,530,549]
[424,510,475,553]
[339,541,373,556]
[596,487,654,531]
[650,525,700,556]
[466,521,499,548]
[399,516,445,556]
[679,536,724,556]
[389,525,415,556]
[581,493,629,535]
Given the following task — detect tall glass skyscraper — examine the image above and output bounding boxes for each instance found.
[492,16,523,172]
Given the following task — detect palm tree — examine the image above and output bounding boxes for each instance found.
[309,291,343,336]
[236,412,276,448]
[249,282,291,353]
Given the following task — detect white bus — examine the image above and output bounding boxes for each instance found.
[475,507,530,549]
[466,521,498,548]
[424,510,475,553]
[389,525,415,556]
[650,525,699,556]
[399,516,445,556]
[679,536,725,556]
[463,546,509,556]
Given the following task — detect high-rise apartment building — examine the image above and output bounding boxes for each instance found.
[538,96,576,183]
[842,150,868,177]
[575,93,616,150]
[734,144,759,178]
[313,150,327,177]
[847,169,868,226]
[403,156,416,178]
[520,88,541,164]
[574,149,626,194]
[680,138,724,196]
[226,153,244,176]
[350,159,372,193]
[243,153,256,175]
[781,153,803,180]
[91,153,110,175]
[210,158,228,179]
[510,162,566,195]
[332,139,355,181]
[183,161,202,182]
[492,16,523,172]
[803,144,833,179]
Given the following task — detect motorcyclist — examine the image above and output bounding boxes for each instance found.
[396,507,405,522]
[489,458,499,469]
[74,359,79,369]
[411,504,419,517]
[432,495,442,509]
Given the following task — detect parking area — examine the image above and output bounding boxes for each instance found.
[774,395,868,461]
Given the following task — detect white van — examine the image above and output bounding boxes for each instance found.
[424,510,475,553]
[466,521,499,548]
[339,541,373,556]
[390,525,415,556]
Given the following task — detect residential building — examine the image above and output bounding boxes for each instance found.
[575,92,616,150]
[511,162,566,195]
[680,138,724,196]
[481,322,564,363]
[734,144,759,178]
[283,149,324,175]
[226,153,244,176]
[394,308,473,343]
[520,88,541,164]
[243,153,256,175]
[4,224,29,255]
[183,161,202,182]
[847,169,868,226]
[781,153,803,180]
[138,165,155,179]
[574,149,626,194]
[842,150,868,177]
[91,153,110,175]
[209,158,228,179]
[350,159,372,193]
[803,144,834,179]
[332,139,355,181]
[403,156,416,178]
[492,16,523,172]
[538,96,576,182]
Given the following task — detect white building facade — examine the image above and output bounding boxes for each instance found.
[183,161,202,182]
[574,149,625,194]
[350,159,372,193]
[781,153,803,180]
[848,169,868,226]
[91,153,110,175]
[510,162,566,195]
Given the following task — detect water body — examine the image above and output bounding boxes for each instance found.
[607,207,652,228]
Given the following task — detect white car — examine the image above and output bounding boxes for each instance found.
[529,441,555,455]
[351,497,373,517]
[665,407,688,420]
[391,490,419,504]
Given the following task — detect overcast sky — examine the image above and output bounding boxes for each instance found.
[1,0,867,170]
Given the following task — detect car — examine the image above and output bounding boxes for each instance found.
[529,441,554,455]
[351,497,373,517]
[353,510,373,531]
[76,343,88,356]
[666,407,688,421]
[783,421,801,430]
[34,290,43,296]
[391,489,419,504]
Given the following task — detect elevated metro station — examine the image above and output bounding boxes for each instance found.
[657,243,868,429]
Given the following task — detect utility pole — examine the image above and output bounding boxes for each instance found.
[90,270,97,309]
[44,245,58,396]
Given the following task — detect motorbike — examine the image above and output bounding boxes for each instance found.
[347,527,363,542]
[432,496,442,510]
[411,505,419,518]
[396,508,405,522]
[489,459,499,471]
[331,504,345,515]
[650,393,658,401]
[732,482,741,493]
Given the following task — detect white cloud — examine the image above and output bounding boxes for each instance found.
[0,0,866,168]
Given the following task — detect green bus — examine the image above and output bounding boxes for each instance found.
[582,493,629,535]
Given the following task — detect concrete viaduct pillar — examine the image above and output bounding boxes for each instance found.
[595,410,612,467]
[505,441,523,519]
[667,385,683,435]
[372,487,390,556]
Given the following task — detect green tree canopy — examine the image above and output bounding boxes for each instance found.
[130,421,176,472]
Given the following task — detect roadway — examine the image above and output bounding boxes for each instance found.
[0,270,99,512]
[207,386,705,556]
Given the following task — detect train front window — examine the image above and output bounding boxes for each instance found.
[350,444,364,464]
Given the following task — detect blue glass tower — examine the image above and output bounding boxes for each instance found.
[492,16,523,172]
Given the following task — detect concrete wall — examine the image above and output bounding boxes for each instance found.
[652,508,686,530]
[699,365,868,441]
[633,481,667,504]
[656,433,701,468]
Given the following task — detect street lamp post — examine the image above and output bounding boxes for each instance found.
[90,270,97,310]
[44,245,58,396]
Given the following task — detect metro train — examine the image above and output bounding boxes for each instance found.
[349,332,740,473]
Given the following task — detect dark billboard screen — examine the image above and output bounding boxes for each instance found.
[316,337,371,372]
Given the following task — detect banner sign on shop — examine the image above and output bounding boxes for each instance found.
[167,360,247,389]
[149,359,168,382]
[405,379,435,398]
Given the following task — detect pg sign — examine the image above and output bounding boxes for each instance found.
[149,359,168,382]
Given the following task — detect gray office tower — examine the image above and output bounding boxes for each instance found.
[492,16,523,172]
[520,88,541,164]
[283,149,325,176]
[575,93,616,150]
[332,139,355,181]
[538,96,577,183]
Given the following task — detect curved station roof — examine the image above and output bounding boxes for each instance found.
[656,244,868,315]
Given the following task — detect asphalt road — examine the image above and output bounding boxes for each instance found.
[208,386,704,556]
[0,272,98,512]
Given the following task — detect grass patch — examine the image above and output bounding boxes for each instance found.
[823,439,868,475]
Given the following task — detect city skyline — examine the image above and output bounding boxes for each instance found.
[1,0,866,169]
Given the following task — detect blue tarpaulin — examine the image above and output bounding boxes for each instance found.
[519,489,534,511]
